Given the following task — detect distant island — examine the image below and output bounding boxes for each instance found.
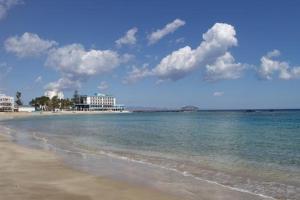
[180,106,200,112]
[130,105,200,112]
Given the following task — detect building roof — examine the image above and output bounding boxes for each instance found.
[0,94,13,98]
[93,93,114,97]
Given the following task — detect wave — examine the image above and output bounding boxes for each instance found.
[1,124,297,200]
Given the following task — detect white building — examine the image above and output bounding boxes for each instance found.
[0,94,14,112]
[44,90,64,99]
[75,93,125,111]
[18,106,36,112]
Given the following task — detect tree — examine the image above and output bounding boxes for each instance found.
[15,91,23,106]
[29,96,50,111]
[29,96,74,111]
[73,90,80,104]
[50,96,60,111]
[60,98,74,110]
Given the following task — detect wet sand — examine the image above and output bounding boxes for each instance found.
[0,134,179,200]
[0,113,273,200]
[0,110,130,120]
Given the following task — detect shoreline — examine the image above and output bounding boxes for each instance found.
[0,113,288,200]
[0,133,180,200]
[0,110,131,121]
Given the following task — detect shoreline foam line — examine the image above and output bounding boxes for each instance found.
[93,150,277,200]
[0,124,277,200]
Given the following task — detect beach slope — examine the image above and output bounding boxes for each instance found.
[0,135,179,200]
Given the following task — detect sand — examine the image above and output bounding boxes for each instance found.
[0,110,129,120]
[0,134,179,200]
[0,113,272,200]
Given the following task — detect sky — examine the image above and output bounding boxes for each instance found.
[0,0,300,109]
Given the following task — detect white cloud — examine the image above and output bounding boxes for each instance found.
[213,91,224,97]
[44,90,64,99]
[121,53,135,63]
[205,52,245,81]
[44,76,81,97]
[0,0,22,20]
[123,64,153,84]
[153,23,238,81]
[153,46,196,80]
[175,37,185,44]
[98,81,109,91]
[4,32,58,57]
[266,49,280,58]
[46,44,121,77]
[34,76,42,83]
[45,43,127,93]
[258,50,300,80]
[148,19,185,45]
[115,27,138,47]
[290,67,300,78]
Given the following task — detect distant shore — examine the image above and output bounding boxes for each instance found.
[0,110,288,200]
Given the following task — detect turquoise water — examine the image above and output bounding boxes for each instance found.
[1,111,300,199]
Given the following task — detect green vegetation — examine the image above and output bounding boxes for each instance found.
[15,91,23,106]
[29,96,74,111]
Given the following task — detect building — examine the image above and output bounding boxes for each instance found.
[75,93,125,111]
[18,105,36,112]
[44,90,64,99]
[0,94,14,112]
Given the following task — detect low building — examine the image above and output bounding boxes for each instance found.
[0,94,14,112]
[75,93,125,111]
[18,105,36,112]
[44,90,64,100]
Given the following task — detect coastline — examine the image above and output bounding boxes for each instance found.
[0,112,287,200]
[0,133,179,200]
[0,110,130,121]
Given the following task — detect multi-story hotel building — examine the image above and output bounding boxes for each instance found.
[0,94,14,112]
[75,93,125,111]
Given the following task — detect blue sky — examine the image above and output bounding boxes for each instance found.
[0,0,300,109]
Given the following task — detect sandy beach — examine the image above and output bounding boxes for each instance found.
[0,133,180,200]
[0,110,130,120]
[0,113,281,200]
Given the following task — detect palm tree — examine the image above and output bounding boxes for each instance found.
[15,91,23,106]
[50,96,60,111]
[29,96,50,111]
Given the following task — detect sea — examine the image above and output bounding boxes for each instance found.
[0,111,299,199]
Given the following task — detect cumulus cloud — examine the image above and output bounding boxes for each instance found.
[46,44,121,76]
[123,64,153,84]
[115,27,138,47]
[44,76,82,97]
[152,23,239,81]
[45,43,127,94]
[205,52,245,81]
[258,50,300,80]
[98,81,109,91]
[213,91,224,97]
[5,31,130,95]
[153,46,196,80]
[0,0,22,20]
[148,19,185,45]
[4,32,58,57]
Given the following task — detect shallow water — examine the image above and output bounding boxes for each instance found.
[1,111,299,199]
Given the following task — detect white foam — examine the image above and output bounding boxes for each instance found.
[0,124,278,200]
[95,149,277,200]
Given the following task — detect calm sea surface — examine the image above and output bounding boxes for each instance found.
[1,111,300,199]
